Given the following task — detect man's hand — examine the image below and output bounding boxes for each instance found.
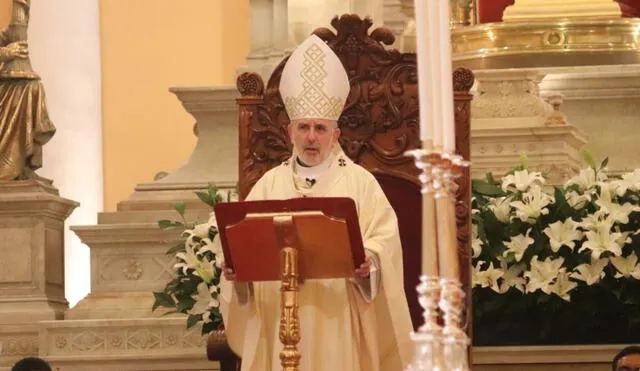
[221,261,237,281]
[354,257,372,278]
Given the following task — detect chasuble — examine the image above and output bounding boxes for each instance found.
[220,148,414,371]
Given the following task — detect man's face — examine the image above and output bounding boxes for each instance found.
[617,353,640,371]
[288,119,340,166]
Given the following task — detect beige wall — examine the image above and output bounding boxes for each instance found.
[0,0,10,27]
[100,0,249,211]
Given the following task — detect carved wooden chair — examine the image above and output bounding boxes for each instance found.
[207,14,475,370]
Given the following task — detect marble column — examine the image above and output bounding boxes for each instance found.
[383,0,413,49]
[273,0,294,55]
[238,0,294,81]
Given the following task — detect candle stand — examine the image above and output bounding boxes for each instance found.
[405,148,470,371]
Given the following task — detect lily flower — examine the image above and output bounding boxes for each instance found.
[510,185,554,223]
[503,229,535,262]
[571,258,608,286]
[502,169,545,192]
[543,219,583,252]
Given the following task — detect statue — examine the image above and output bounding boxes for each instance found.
[0,0,56,181]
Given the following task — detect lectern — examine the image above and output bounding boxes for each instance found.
[214,197,366,371]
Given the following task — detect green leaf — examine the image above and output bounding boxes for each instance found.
[176,296,197,313]
[202,320,219,335]
[208,183,219,199]
[600,157,609,170]
[485,172,498,186]
[187,313,202,329]
[161,310,178,316]
[196,191,214,207]
[166,243,186,256]
[158,220,173,229]
[472,179,506,197]
[152,292,176,311]
[519,152,528,169]
[174,201,186,217]
[583,150,596,170]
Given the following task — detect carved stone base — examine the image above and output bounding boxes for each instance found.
[0,323,38,369]
[0,180,78,367]
[41,84,241,369]
[471,125,588,184]
[39,317,219,371]
[65,219,192,321]
[472,69,554,129]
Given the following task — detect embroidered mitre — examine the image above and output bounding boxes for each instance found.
[279,34,350,121]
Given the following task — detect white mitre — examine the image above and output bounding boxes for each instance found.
[279,34,350,121]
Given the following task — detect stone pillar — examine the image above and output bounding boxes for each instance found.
[384,0,413,50]
[539,65,640,175]
[273,0,294,55]
[0,181,78,368]
[470,69,588,184]
[238,0,293,81]
[503,0,621,22]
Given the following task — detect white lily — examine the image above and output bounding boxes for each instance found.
[471,224,483,258]
[472,261,503,293]
[614,230,633,248]
[579,229,624,259]
[198,234,223,256]
[565,190,590,209]
[184,222,211,239]
[610,253,640,279]
[209,285,221,308]
[571,258,608,286]
[498,259,526,293]
[578,211,613,232]
[565,167,604,192]
[510,185,554,223]
[183,223,213,250]
[621,169,640,193]
[487,197,511,223]
[188,282,218,323]
[471,260,485,288]
[595,199,640,225]
[550,269,577,302]
[543,219,583,253]
[501,169,545,192]
[197,235,225,269]
[525,256,565,294]
[503,229,535,262]
[193,257,216,284]
[175,245,200,275]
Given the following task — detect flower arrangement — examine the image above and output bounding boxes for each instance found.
[152,184,230,335]
[472,153,640,346]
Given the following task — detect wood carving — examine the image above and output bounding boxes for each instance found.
[223,13,475,363]
[453,67,475,336]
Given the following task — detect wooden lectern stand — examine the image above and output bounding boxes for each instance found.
[215,197,366,371]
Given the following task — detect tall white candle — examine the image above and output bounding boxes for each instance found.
[426,2,443,150]
[438,0,456,152]
[414,0,433,144]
